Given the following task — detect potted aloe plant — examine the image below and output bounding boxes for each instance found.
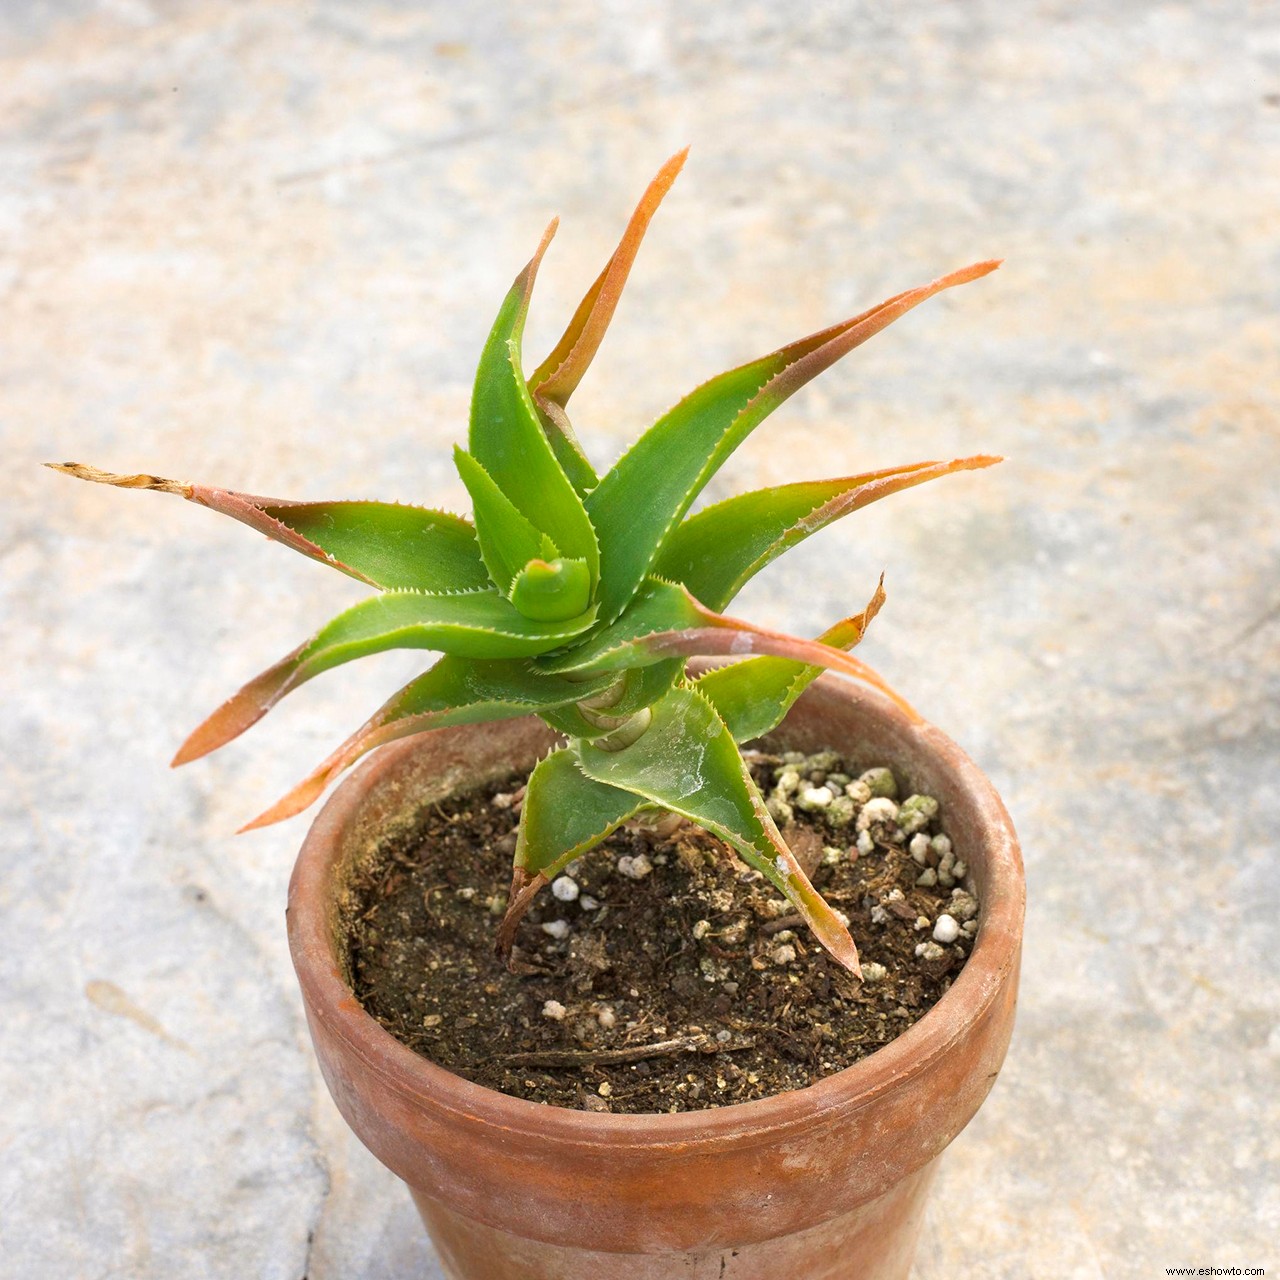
[51,151,1024,1280]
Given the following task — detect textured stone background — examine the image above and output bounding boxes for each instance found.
[3,2,1277,1276]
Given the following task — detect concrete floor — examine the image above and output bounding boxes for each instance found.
[3,2,1277,1276]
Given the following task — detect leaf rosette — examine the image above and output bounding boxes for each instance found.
[50,151,1000,976]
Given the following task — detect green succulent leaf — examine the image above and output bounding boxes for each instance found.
[537,658,685,739]
[469,222,600,582]
[534,577,706,676]
[243,656,615,830]
[531,401,600,498]
[494,747,649,955]
[535,576,914,719]
[654,456,1000,611]
[585,260,1000,621]
[452,447,549,592]
[509,556,592,622]
[636,616,915,721]
[573,683,861,974]
[516,748,646,877]
[45,464,488,593]
[174,589,597,765]
[696,578,886,742]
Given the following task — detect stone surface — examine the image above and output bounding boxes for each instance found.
[3,2,1277,1276]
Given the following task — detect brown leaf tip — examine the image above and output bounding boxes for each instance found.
[46,462,191,496]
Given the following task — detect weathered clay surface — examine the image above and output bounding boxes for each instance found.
[3,2,1276,1276]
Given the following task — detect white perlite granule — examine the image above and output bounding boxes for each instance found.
[551,876,580,902]
[932,913,961,944]
[616,854,653,880]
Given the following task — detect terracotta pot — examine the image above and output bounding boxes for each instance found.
[287,673,1024,1279]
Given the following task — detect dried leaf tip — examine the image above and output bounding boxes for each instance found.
[45,462,191,496]
[529,148,689,407]
[534,216,559,260]
[955,259,1001,283]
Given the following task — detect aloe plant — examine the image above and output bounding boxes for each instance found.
[50,151,999,977]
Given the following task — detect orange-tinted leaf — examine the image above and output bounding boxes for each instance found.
[654,456,1001,610]
[529,148,688,407]
[46,463,487,593]
[241,657,613,829]
[586,260,1001,620]
[696,577,887,741]
[174,589,597,764]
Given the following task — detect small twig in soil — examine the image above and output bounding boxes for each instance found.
[761,913,805,935]
[482,1035,755,1070]
[699,939,745,960]
[420,883,448,924]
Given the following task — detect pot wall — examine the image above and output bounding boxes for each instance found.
[412,1165,937,1280]
[288,674,1024,1278]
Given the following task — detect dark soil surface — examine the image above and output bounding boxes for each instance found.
[345,749,979,1114]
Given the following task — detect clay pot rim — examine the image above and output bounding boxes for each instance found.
[288,675,1023,1152]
